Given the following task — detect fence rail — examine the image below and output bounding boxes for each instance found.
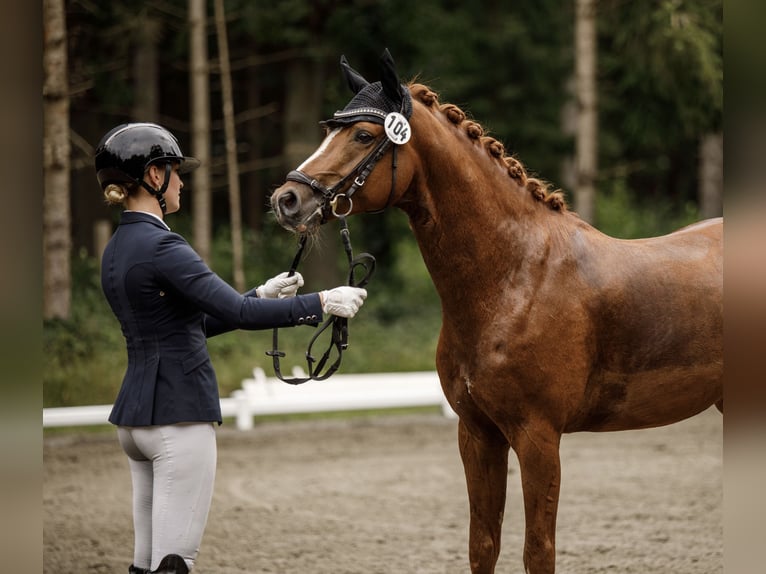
[43,368,454,431]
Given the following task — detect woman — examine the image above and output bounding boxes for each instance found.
[94,122,366,574]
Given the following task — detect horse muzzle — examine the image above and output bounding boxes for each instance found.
[271,184,324,233]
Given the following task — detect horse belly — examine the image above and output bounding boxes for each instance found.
[569,361,722,432]
[572,247,722,432]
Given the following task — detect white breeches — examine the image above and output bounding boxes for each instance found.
[117,423,217,571]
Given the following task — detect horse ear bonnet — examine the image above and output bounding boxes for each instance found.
[340,55,369,94]
[325,49,412,127]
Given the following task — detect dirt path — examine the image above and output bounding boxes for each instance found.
[43,407,722,573]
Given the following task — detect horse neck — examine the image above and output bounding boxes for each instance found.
[397,126,552,313]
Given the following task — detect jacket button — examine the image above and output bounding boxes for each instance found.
[297,317,305,324]
[159,291,165,297]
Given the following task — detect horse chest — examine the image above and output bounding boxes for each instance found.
[436,322,556,415]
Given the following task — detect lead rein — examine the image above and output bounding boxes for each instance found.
[267,216,375,385]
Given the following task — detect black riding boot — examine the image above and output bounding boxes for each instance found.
[128,566,150,574]
[151,554,189,574]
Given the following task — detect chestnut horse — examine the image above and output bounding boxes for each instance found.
[270,50,723,573]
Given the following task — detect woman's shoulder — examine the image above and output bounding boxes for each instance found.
[154,230,204,266]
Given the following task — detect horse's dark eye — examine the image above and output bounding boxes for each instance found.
[355,130,375,144]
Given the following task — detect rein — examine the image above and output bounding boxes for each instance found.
[266,215,376,385]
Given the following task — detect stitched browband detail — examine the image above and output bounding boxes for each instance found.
[333,108,388,120]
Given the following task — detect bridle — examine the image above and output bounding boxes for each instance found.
[283,127,398,223]
[267,90,412,385]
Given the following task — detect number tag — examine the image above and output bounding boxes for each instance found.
[384,112,412,145]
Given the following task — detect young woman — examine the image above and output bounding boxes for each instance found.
[95,122,366,574]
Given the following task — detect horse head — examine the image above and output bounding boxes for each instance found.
[271,49,416,234]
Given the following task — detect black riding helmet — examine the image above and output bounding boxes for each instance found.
[95,122,200,212]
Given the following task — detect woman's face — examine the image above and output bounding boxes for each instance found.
[163,164,184,214]
[147,163,184,214]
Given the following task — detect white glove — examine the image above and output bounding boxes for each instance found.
[320,286,368,318]
[256,271,304,299]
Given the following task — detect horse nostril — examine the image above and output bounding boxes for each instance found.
[277,190,300,217]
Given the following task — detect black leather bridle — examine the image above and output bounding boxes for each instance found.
[283,129,398,222]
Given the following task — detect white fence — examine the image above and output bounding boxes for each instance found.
[43,368,455,431]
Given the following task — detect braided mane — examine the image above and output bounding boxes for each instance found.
[409,83,567,212]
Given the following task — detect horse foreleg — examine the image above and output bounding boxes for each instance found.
[458,418,510,574]
[512,423,562,574]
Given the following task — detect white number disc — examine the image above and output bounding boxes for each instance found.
[384,112,412,145]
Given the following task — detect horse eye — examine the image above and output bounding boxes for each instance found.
[354,130,375,144]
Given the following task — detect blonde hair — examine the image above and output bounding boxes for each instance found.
[103,181,138,206]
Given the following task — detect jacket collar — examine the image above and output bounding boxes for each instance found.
[120,210,171,231]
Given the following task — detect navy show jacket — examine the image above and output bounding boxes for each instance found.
[101,211,323,426]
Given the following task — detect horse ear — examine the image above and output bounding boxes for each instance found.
[379,48,403,105]
[340,54,369,94]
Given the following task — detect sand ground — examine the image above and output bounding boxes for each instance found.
[43,407,722,573]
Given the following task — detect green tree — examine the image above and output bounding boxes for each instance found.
[598,0,723,216]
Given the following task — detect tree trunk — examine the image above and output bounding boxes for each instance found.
[132,15,160,122]
[43,0,71,320]
[560,75,577,196]
[698,132,723,219]
[283,55,341,291]
[189,0,212,262]
[214,0,245,291]
[574,0,598,225]
[243,62,264,232]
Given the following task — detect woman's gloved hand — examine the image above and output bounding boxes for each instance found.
[320,287,368,318]
[256,271,304,299]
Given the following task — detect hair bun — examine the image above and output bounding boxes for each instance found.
[104,183,127,205]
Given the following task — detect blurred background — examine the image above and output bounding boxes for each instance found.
[41,0,723,409]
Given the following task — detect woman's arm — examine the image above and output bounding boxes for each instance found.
[153,233,323,336]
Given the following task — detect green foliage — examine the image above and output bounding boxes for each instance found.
[598,0,722,207]
[235,0,312,47]
[596,180,699,239]
[601,0,722,136]
[43,251,125,407]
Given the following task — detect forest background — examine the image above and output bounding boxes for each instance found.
[41,0,723,408]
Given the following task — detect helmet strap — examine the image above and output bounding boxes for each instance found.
[139,163,172,214]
